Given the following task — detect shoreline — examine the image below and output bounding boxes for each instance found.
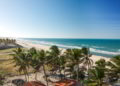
[16,40,110,63]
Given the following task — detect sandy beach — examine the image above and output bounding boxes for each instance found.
[17,40,110,64]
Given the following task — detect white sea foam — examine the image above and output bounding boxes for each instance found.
[81,44,89,47]
[22,39,120,56]
[90,48,120,55]
[118,49,120,52]
[91,46,104,49]
[41,41,120,55]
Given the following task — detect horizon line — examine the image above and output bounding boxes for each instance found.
[0,36,120,40]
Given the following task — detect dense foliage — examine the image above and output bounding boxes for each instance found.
[11,46,120,86]
[0,38,16,45]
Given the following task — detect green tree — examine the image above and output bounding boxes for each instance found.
[95,59,106,68]
[0,72,5,85]
[28,48,41,81]
[48,46,65,80]
[81,47,93,80]
[107,55,120,82]
[36,49,49,86]
[90,67,105,86]
[12,48,30,82]
[95,59,107,71]
[65,48,82,81]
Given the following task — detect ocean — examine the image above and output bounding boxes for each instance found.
[21,38,120,58]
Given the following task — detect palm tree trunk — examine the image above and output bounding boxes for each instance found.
[25,70,29,82]
[77,71,79,81]
[64,70,66,79]
[99,80,102,86]
[77,64,79,81]
[35,72,38,81]
[81,80,84,86]
[24,72,27,82]
[43,65,49,86]
[70,72,72,78]
[59,67,62,80]
[87,65,89,80]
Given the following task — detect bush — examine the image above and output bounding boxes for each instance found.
[0,74,4,85]
[84,80,97,86]
[0,69,8,85]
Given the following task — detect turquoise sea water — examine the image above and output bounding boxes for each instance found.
[21,38,120,57]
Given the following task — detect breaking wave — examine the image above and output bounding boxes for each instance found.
[27,40,120,56]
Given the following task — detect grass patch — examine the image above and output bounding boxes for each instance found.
[0,59,17,74]
[0,48,16,53]
[0,54,13,59]
[0,48,19,75]
[87,83,97,86]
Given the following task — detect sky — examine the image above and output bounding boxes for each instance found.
[0,0,120,39]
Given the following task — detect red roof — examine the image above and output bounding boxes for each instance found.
[24,81,46,86]
[54,79,77,86]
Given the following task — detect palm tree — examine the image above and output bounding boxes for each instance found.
[59,55,67,79]
[28,48,41,81]
[107,55,120,82]
[36,49,49,86]
[110,55,120,70]
[27,48,49,85]
[90,67,105,86]
[48,46,64,79]
[28,47,37,56]
[81,47,93,80]
[53,55,66,80]
[65,48,82,81]
[12,48,30,82]
[95,59,106,70]
[0,72,5,85]
[0,38,16,45]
